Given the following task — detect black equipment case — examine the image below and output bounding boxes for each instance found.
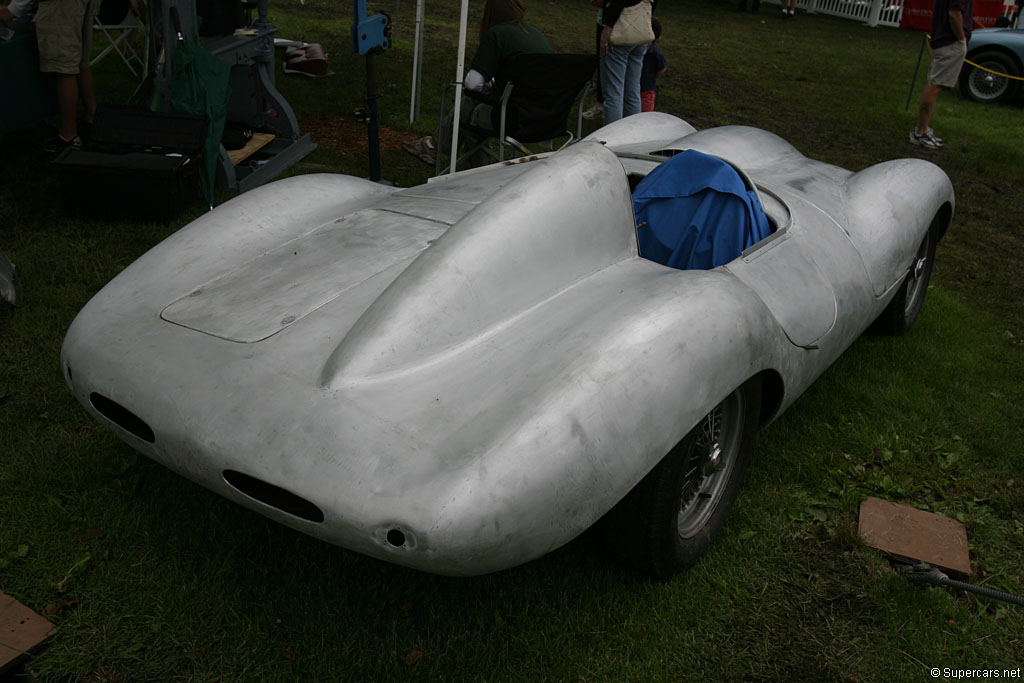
[52,105,208,221]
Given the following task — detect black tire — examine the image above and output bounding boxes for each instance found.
[873,229,936,336]
[959,51,1020,104]
[602,377,761,579]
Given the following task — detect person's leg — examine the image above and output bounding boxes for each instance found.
[621,43,645,119]
[433,100,456,152]
[915,83,942,134]
[78,66,96,122]
[35,0,86,142]
[464,102,496,168]
[54,74,80,140]
[427,98,496,168]
[601,46,628,123]
[582,23,605,119]
[913,41,964,145]
[78,0,100,122]
[641,90,656,112]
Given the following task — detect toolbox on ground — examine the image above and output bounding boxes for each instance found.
[52,105,208,221]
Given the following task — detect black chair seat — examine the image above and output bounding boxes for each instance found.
[436,53,598,174]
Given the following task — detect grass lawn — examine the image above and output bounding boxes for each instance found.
[1,0,1022,680]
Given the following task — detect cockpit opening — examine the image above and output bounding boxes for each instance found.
[629,150,773,270]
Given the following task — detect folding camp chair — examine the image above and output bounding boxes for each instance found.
[91,0,147,76]
[435,53,598,175]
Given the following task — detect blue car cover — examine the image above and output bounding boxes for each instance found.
[632,150,772,270]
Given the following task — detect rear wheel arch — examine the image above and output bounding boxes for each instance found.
[601,374,763,578]
[966,45,1023,73]
[872,207,946,336]
[931,201,954,244]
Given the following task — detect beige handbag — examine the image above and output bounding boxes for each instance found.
[609,0,655,47]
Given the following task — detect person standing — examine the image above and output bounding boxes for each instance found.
[403,0,551,168]
[640,18,666,113]
[599,0,654,124]
[910,0,973,149]
[32,0,101,151]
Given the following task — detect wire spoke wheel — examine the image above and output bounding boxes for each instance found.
[872,216,940,336]
[902,231,931,319]
[676,391,745,539]
[601,377,761,579]
[968,64,1009,101]
[960,51,1020,104]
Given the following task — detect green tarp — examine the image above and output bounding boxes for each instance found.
[168,37,230,205]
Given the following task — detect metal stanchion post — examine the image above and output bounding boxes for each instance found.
[905,35,928,111]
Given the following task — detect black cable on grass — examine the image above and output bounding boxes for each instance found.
[901,562,1024,606]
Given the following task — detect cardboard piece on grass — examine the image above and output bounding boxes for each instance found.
[0,590,56,673]
[858,496,971,578]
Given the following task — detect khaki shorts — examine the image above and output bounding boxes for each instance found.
[35,0,101,75]
[928,40,967,89]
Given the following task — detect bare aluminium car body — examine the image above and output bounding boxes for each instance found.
[61,113,955,576]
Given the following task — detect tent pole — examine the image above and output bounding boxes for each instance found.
[449,0,469,174]
[409,0,425,122]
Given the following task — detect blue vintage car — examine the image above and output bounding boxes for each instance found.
[960,26,1024,103]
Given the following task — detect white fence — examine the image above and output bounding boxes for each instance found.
[810,0,905,26]
[788,0,1020,29]
[763,0,906,27]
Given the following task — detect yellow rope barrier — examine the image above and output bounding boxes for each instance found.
[963,57,1024,81]
[924,32,1024,82]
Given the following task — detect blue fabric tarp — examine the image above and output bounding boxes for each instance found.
[632,150,772,270]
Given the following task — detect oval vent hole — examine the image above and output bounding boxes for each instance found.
[90,393,155,443]
[223,470,325,523]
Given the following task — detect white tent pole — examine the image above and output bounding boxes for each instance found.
[409,0,425,122]
[449,0,469,174]
[866,0,882,26]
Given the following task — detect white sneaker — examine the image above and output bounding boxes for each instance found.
[909,129,943,149]
[582,103,604,120]
[402,136,437,165]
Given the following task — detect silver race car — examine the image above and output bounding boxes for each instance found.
[61,113,954,577]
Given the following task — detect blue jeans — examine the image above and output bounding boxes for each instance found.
[600,43,646,124]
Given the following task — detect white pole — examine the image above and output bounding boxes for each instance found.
[449,0,469,174]
[866,0,882,26]
[409,0,425,122]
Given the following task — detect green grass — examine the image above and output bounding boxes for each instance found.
[2,0,1023,680]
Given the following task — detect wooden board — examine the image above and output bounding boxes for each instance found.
[1,591,56,672]
[858,496,971,577]
[227,132,275,166]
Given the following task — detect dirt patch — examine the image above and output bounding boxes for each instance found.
[298,114,419,155]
